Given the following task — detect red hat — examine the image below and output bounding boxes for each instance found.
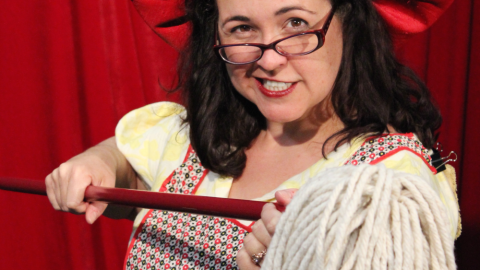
[131,0,190,51]
[131,0,454,51]
[372,0,454,44]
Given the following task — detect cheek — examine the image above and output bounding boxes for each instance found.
[325,23,344,79]
[302,33,342,89]
[226,65,250,93]
[297,50,341,92]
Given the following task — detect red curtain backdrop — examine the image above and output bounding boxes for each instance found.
[0,0,478,269]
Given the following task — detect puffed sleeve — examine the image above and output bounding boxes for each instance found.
[115,102,190,191]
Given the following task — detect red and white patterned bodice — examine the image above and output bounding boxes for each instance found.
[124,133,434,270]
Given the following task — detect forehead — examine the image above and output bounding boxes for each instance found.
[216,0,331,21]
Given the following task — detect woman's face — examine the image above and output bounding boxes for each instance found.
[216,0,343,125]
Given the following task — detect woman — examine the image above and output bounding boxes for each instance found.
[46,0,459,269]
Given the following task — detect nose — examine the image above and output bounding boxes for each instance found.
[255,47,287,73]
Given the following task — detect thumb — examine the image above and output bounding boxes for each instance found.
[275,188,298,206]
[85,201,108,224]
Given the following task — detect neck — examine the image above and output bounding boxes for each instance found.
[258,102,344,154]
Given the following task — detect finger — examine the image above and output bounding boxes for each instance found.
[261,203,282,236]
[52,168,64,211]
[251,219,272,247]
[83,172,116,223]
[65,173,90,215]
[275,188,298,205]
[59,166,72,212]
[242,232,267,258]
[66,167,96,214]
[85,201,108,224]
[237,248,261,270]
[45,173,60,210]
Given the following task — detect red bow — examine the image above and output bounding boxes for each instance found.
[132,0,454,51]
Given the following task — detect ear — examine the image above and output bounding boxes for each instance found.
[131,0,191,51]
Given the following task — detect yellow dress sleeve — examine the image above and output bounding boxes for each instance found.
[379,151,461,239]
[115,102,190,191]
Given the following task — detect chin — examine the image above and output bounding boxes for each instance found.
[259,106,306,124]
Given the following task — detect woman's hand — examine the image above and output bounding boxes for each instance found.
[237,188,298,269]
[45,137,137,224]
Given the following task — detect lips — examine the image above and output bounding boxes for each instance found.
[255,78,297,98]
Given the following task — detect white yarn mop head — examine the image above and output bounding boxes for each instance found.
[262,164,456,270]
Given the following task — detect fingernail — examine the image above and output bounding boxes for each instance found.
[87,210,97,224]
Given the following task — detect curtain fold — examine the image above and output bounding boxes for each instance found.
[0,0,477,269]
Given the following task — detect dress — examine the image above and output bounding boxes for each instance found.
[116,102,460,270]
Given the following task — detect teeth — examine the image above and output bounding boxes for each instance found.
[262,80,293,91]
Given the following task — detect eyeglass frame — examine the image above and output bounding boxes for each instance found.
[213,8,336,65]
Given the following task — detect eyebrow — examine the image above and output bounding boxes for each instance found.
[221,5,316,27]
[222,15,250,27]
[275,6,317,16]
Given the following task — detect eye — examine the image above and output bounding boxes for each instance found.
[231,25,253,33]
[286,18,309,30]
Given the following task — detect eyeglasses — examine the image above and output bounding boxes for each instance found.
[213,9,335,65]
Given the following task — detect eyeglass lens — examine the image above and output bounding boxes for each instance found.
[219,33,321,64]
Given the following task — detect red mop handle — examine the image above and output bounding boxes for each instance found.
[0,177,285,220]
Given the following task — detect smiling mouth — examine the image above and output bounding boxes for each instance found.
[261,79,293,91]
[255,78,297,97]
